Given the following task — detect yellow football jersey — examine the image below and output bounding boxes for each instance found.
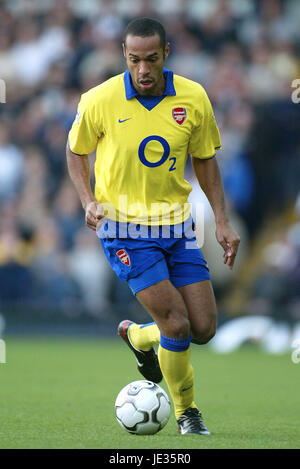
[68,69,221,225]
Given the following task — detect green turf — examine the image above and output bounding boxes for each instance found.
[0,336,299,449]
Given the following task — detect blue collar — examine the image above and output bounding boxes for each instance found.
[124,68,176,100]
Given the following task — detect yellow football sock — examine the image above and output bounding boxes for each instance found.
[158,336,197,419]
[128,322,160,351]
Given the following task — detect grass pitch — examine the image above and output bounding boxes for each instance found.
[0,336,299,449]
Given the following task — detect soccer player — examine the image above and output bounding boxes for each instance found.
[66,17,240,435]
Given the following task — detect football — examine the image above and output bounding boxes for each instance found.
[115,380,171,435]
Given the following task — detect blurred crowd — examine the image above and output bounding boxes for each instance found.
[0,0,299,332]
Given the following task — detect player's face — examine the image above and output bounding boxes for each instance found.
[123,34,170,96]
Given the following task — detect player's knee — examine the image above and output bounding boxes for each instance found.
[201,326,216,344]
[172,317,191,339]
[161,308,191,339]
[192,321,216,344]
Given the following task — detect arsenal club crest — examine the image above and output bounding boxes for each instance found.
[172,107,186,125]
[116,249,131,266]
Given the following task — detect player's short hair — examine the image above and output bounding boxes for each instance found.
[123,17,166,49]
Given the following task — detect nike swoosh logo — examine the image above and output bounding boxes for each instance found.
[135,354,145,368]
[118,118,131,123]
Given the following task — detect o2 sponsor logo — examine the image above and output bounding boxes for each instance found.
[138,135,176,172]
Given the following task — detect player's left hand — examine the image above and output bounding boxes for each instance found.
[215,222,240,270]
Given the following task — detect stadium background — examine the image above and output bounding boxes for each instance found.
[0,0,300,352]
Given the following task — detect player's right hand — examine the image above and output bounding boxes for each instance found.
[85,201,105,232]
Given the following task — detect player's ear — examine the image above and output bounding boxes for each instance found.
[164,42,170,60]
[122,42,126,58]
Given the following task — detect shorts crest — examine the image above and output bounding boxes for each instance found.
[116,249,131,266]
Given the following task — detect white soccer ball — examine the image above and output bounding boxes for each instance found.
[115,380,171,435]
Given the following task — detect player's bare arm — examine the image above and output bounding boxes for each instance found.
[66,144,104,231]
[191,156,240,269]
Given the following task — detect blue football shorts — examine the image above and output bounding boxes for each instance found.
[97,216,210,295]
